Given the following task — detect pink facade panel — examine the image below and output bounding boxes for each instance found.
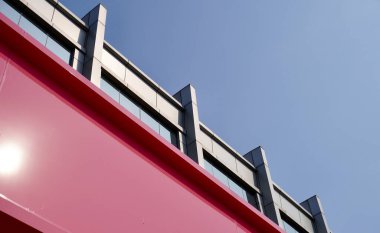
[0,13,283,233]
[0,58,240,232]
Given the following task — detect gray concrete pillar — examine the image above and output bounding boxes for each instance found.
[173,84,204,165]
[244,146,282,224]
[301,196,332,233]
[81,4,107,86]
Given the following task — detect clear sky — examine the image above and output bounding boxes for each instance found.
[61,0,380,232]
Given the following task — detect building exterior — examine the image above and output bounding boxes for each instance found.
[0,0,331,232]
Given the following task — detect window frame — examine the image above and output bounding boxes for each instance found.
[280,212,309,233]
[203,152,259,210]
[100,74,179,147]
[1,0,73,64]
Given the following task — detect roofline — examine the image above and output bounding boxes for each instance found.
[103,41,184,110]
[272,182,314,219]
[199,122,257,171]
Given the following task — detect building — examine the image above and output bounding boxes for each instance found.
[0,0,331,232]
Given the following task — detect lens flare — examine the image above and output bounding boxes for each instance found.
[0,143,23,175]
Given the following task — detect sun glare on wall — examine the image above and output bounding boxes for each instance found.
[0,142,24,175]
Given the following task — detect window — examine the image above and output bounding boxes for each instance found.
[19,16,47,44]
[120,94,139,118]
[0,0,71,64]
[0,0,20,24]
[204,157,258,209]
[45,37,71,63]
[140,111,160,133]
[159,125,172,143]
[100,77,119,102]
[100,76,178,146]
[281,214,308,233]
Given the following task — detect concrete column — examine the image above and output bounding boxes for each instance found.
[173,85,204,165]
[244,146,282,224]
[81,4,107,86]
[301,196,332,233]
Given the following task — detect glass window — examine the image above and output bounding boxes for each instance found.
[204,158,256,207]
[246,191,257,207]
[140,110,160,133]
[170,132,177,146]
[0,0,71,64]
[46,37,71,63]
[204,160,214,174]
[120,94,140,118]
[0,0,21,24]
[19,16,47,45]
[159,125,172,143]
[212,166,229,187]
[282,218,302,233]
[228,179,247,201]
[100,76,178,147]
[100,78,120,102]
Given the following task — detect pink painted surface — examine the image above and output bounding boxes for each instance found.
[0,13,283,233]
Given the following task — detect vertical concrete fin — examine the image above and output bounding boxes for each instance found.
[244,146,282,224]
[82,4,107,86]
[173,90,182,104]
[176,84,203,165]
[301,196,332,233]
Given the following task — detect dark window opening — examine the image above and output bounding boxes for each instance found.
[203,152,260,210]
[0,0,72,64]
[281,212,309,233]
[100,76,178,146]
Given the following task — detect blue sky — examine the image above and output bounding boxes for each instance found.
[62,0,380,232]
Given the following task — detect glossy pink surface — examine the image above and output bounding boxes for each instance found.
[0,13,283,233]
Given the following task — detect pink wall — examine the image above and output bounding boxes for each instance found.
[0,13,283,233]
